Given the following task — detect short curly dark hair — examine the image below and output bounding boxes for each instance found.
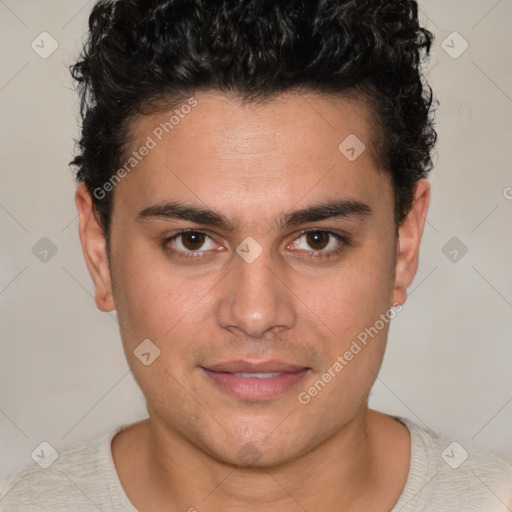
[70,0,436,241]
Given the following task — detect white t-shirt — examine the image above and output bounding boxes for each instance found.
[1,416,511,511]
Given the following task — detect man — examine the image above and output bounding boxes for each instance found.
[1,0,511,510]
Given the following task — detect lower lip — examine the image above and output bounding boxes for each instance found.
[201,368,310,401]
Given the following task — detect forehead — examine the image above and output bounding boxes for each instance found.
[114,91,391,229]
[130,90,380,163]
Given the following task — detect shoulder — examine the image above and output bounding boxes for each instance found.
[394,416,512,511]
[0,422,138,512]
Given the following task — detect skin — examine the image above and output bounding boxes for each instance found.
[76,91,430,511]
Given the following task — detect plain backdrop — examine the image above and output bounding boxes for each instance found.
[1,0,511,478]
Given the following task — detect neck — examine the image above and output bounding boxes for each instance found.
[131,406,405,511]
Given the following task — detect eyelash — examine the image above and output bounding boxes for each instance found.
[162,228,349,261]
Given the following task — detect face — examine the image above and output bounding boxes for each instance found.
[77,91,428,467]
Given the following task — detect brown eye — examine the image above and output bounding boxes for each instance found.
[164,230,219,258]
[305,231,330,250]
[288,229,348,259]
[180,231,206,250]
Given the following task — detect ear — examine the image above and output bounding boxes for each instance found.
[392,179,430,307]
[75,183,115,312]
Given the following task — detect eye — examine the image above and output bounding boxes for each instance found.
[288,229,348,258]
[164,229,220,257]
[162,228,348,261]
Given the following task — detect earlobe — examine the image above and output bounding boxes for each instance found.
[75,183,115,312]
[392,179,430,307]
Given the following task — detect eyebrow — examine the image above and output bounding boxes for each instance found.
[136,198,372,231]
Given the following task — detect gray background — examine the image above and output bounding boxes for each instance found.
[1,0,511,478]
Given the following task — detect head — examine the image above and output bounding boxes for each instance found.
[72,0,435,467]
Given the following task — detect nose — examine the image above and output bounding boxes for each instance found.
[215,246,297,338]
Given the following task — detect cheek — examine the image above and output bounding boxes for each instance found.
[319,246,395,342]
[305,238,396,413]
[111,244,223,374]
[112,264,207,399]
[116,268,204,338]
[299,264,394,424]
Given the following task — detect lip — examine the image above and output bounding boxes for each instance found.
[201,360,310,401]
[204,360,308,373]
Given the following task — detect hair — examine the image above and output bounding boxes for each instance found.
[70,0,437,242]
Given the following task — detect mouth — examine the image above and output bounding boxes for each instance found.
[200,360,311,401]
